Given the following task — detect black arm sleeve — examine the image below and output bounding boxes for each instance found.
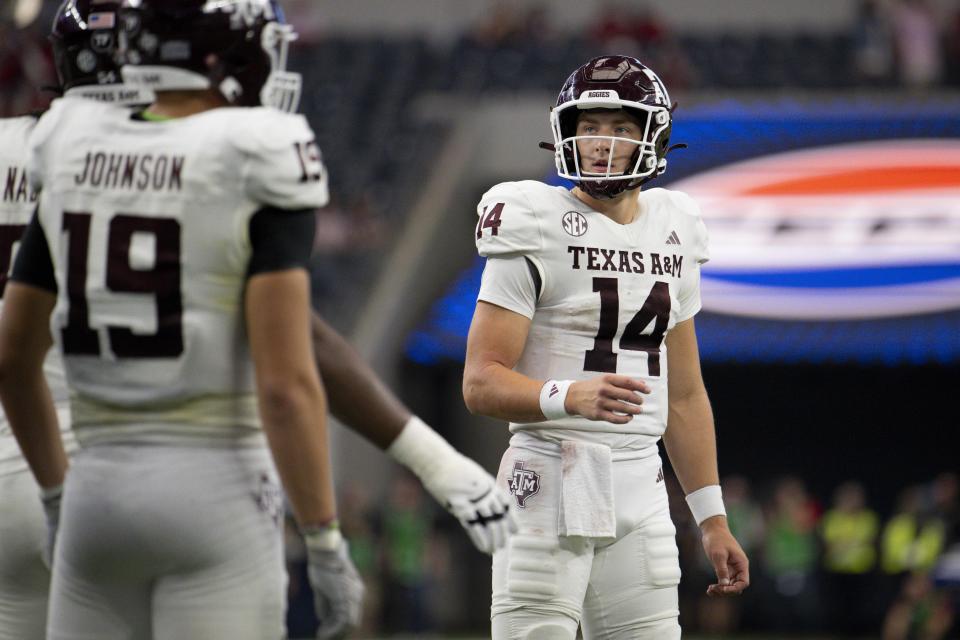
[246,206,316,277]
[10,211,57,294]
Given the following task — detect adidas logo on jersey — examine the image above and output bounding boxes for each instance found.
[665,230,681,245]
[655,468,664,484]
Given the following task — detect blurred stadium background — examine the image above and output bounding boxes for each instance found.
[3,0,959,637]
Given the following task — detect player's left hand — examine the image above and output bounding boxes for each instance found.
[422,454,518,554]
[700,516,749,597]
[304,530,364,640]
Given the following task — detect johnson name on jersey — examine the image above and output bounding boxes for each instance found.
[24,97,328,447]
[0,115,74,475]
[475,180,709,449]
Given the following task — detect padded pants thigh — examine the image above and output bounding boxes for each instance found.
[491,446,590,640]
[491,533,591,640]
[581,518,681,640]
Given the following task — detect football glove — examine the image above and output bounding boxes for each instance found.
[303,526,364,640]
[424,453,518,555]
[388,416,517,555]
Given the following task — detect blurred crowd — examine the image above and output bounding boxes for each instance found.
[466,0,960,91]
[0,19,55,117]
[7,1,960,115]
[280,470,959,637]
[673,472,959,638]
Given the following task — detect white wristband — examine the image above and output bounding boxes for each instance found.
[302,522,343,552]
[39,484,64,502]
[387,416,458,482]
[685,485,726,526]
[539,379,573,420]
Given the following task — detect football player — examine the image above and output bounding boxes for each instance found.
[0,1,515,638]
[0,2,150,637]
[0,105,71,640]
[0,1,360,638]
[463,56,750,639]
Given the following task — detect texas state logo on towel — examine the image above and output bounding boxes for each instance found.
[670,139,960,320]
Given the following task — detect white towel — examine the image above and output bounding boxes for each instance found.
[557,440,616,538]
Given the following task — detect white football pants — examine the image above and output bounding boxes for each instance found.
[47,443,286,640]
[492,443,682,640]
[0,468,50,640]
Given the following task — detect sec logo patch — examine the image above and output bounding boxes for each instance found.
[562,210,588,237]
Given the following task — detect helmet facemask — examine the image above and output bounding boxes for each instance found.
[550,94,671,199]
[258,20,301,113]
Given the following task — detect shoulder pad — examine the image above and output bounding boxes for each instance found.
[475,181,543,257]
[230,108,313,156]
[230,109,329,210]
[26,99,74,191]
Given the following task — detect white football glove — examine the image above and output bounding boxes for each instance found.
[388,417,518,555]
[424,453,518,555]
[303,527,364,640]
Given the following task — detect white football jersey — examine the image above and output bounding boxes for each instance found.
[0,115,75,475]
[476,180,709,450]
[27,97,328,447]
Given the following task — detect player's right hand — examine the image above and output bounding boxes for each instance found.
[566,374,650,424]
[304,529,364,640]
[39,484,63,569]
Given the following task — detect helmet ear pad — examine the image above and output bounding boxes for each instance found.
[204,48,269,107]
[218,36,275,107]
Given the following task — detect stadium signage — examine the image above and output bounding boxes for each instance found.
[669,140,960,319]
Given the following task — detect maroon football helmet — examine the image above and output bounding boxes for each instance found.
[549,55,673,199]
[116,0,301,112]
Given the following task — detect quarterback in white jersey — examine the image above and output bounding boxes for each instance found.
[0,1,362,639]
[463,56,749,639]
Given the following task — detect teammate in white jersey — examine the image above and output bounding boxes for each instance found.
[0,1,514,637]
[463,56,750,639]
[0,112,76,640]
[0,1,152,635]
[0,1,362,638]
